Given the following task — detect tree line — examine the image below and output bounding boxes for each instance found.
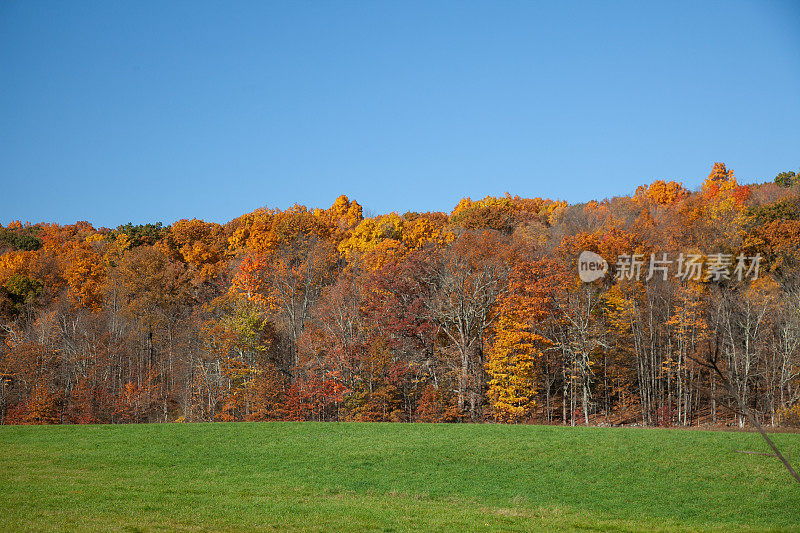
[1,163,799,427]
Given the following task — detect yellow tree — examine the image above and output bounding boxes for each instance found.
[313,195,363,243]
[163,218,227,285]
[62,235,107,310]
[700,162,751,243]
[486,256,563,422]
[486,316,539,422]
[337,213,405,270]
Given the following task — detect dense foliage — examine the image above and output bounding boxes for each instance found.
[1,163,799,427]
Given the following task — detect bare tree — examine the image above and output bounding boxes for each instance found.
[421,231,510,419]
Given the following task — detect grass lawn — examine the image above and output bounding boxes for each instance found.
[0,422,798,531]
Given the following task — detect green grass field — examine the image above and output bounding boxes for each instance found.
[0,422,798,531]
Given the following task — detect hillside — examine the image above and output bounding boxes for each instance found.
[1,164,800,427]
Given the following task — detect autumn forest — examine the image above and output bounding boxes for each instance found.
[2,163,800,428]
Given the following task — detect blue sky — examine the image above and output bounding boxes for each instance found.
[1,1,799,228]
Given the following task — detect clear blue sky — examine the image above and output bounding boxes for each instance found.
[1,1,799,228]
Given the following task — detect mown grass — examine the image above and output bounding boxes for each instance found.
[0,422,798,531]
